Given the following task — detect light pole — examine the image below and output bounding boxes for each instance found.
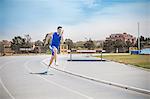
[137,22,140,50]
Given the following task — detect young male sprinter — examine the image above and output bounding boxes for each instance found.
[44,26,64,74]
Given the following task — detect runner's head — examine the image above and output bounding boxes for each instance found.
[57,26,62,34]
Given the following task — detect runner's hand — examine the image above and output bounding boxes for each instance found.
[61,30,64,35]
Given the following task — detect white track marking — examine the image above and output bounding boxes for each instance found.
[0,60,15,71]
[24,60,93,99]
[0,60,16,99]
[37,75,93,99]
[0,77,15,99]
[41,58,150,95]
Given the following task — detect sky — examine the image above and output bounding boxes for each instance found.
[0,0,150,42]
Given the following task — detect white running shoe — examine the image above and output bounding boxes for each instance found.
[54,62,59,66]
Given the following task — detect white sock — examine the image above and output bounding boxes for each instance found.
[55,62,59,66]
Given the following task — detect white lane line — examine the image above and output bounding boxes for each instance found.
[37,75,93,99]
[41,58,150,95]
[24,61,32,73]
[24,60,93,99]
[0,60,15,71]
[0,78,15,99]
[0,60,16,99]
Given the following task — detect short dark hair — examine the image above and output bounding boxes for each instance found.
[57,26,62,29]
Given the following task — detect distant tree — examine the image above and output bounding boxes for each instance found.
[135,36,150,49]
[35,40,44,46]
[114,39,127,52]
[73,41,84,49]
[24,34,32,48]
[0,42,4,55]
[125,40,134,52]
[104,39,128,53]
[11,36,26,53]
[145,37,150,41]
[84,39,95,50]
[140,36,145,41]
[64,39,74,50]
[145,37,150,45]
[103,40,115,52]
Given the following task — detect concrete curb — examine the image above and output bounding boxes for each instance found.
[41,61,150,96]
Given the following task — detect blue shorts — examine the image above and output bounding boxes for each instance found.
[49,45,58,56]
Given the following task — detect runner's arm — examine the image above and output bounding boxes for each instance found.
[44,32,52,46]
[61,30,64,44]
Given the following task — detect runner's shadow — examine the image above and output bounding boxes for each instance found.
[30,72,54,75]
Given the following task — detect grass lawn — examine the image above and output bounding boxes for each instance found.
[96,54,150,69]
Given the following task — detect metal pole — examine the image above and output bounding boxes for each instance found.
[70,49,72,61]
[138,22,140,50]
[101,51,102,61]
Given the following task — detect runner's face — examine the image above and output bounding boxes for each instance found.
[57,28,62,33]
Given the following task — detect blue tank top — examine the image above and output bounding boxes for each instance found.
[50,32,61,48]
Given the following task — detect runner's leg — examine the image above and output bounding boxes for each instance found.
[53,47,58,66]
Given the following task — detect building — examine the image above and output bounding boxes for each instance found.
[106,33,136,44]
[0,40,14,56]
